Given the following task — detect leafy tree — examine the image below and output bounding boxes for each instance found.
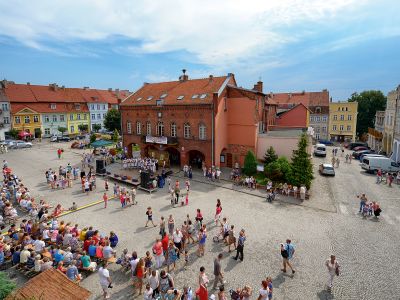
[78,124,88,133]
[90,133,97,143]
[348,90,386,137]
[243,150,257,176]
[263,146,278,166]
[92,124,102,133]
[57,126,67,136]
[112,129,119,143]
[7,128,19,139]
[104,108,121,132]
[265,156,291,182]
[289,133,313,189]
[0,272,16,299]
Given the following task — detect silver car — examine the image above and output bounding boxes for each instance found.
[319,163,335,176]
[11,141,33,149]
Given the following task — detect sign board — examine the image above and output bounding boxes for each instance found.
[132,150,141,158]
[145,136,168,145]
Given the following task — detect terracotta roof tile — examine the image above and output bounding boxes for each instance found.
[4,84,37,102]
[270,91,329,107]
[121,76,228,106]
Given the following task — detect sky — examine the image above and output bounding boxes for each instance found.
[0,0,399,100]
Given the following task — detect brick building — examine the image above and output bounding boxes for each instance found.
[120,71,271,168]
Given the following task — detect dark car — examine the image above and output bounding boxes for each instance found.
[318,139,334,146]
[348,142,368,150]
[352,149,375,159]
[353,146,369,152]
[51,135,71,142]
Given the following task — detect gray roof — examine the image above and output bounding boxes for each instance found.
[261,128,305,137]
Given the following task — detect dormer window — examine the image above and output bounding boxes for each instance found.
[200,94,208,99]
[147,96,153,101]
[160,93,168,98]
[315,107,321,113]
[177,95,184,100]
[192,94,199,99]
[75,104,81,110]
[50,103,56,110]
[137,97,142,101]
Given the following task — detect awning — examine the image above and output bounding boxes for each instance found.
[90,139,114,148]
[18,131,32,138]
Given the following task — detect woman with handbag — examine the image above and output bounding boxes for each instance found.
[325,255,340,292]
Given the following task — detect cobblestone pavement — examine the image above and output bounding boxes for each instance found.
[2,143,400,300]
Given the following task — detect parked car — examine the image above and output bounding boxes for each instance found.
[11,141,33,149]
[361,157,400,173]
[313,143,327,157]
[352,149,375,159]
[348,142,368,150]
[318,139,334,146]
[359,153,385,161]
[51,135,71,142]
[75,135,86,140]
[352,146,369,152]
[319,163,335,176]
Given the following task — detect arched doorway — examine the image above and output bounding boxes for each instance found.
[144,145,157,158]
[166,147,180,166]
[188,150,205,169]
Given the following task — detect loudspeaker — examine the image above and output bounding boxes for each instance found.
[96,160,105,173]
[140,172,150,188]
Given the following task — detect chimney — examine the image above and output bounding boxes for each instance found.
[209,75,213,83]
[27,82,30,85]
[49,83,58,91]
[83,86,89,90]
[330,97,333,103]
[253,81,263,93]
[270,92,274,98]
[288,93,292,99]
[179,69,189,82]
[115,88,120,98]
[108,88,112,92]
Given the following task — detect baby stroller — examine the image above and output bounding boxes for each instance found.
[213,228,225,243]
[266,190,276,202]
[229,289,240,300]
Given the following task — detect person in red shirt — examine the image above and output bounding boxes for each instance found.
[196,284,208,300]
[103,193,108,209]
[83,237,92,252]
[162,233,169,255]
[57,148,62,159]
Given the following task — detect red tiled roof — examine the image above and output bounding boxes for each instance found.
[121,76,229,106]
[11,102,70,114]
[28,85,66,102]
[4,84,37,102]
[270,91,329,107]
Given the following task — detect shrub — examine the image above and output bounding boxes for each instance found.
[243,150,257,176]
[0,272,16,299]
[263,146,278,166]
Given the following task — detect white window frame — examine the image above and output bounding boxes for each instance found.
[156,121,164,136]
[184,123,191,139]
[347,125,351,131]
[170,123,177,137]
[52,115,57,122]
[44,128,50,135]
[340,115,344,121]
[339,125,344,131]
[60,115,65,122]
[199,123,206,140]
[332,125,337,131]
[146,122,151,136]
[15,116,21,124]
[44,115,50,123]
[33,115,39,123]
[127,121,132,134]
[24,116,30,123]
[136,122,141,135]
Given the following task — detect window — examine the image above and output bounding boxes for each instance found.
[315,133,320,140]
[322,116,328,122]
[97,104,100,110]
[84,114,87,120]
[220,155,225,163]
[170,122,177,137]
[337,107,340,111]
[77,114,81,120]
[315,107,321,113]
[136,122,141,135]
[70,125,74,133]
[315,127,320,133]
[97,113,101,120]
[316,116,321,122]
[34,115,39,123]
[52,115,57,122]
[345,107,348,111]
[192,94,199,99]
[156,100,164,106]
[44,128,50,135]
[127,121,132,134]
[184,123,191,139]
[90,104,94,110]
[3,117,9,124]
[333,115,337,121]
[103,113,106,119]
[91,114,96,120]
[157,122,164,136]
[51,103,56,110]
[347,125,351,131]
[310,116,314,122]
[339,125,344,131]
[160,93,167,98]
[177,95,184,100]
[70,114,74,121]
[200,94,207,99]
[75,104,81,110]
[103,104,106,110]
[147,96,153,101]
[322,126,327,132]
[347,115,352,121]
[44,115,50,123]
[332,125,337,131]
[340,115,344,121]
[60,115,65,122]
[1,103,8,111]
[24,116,30,123]
[15,116,21,124]
[137,97,142,101]
[199,123,206,140]
[146,122,151,136]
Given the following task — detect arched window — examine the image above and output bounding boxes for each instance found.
[170,122,177,137]
[199,123,206,140]
[136,122,141,135]
[126,121,132,134]
[156,121,164,136]
[146,121,151,136]
[184,123,191,139]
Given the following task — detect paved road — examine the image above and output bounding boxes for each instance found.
[2,142,400,300]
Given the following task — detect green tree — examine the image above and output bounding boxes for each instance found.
[78,124,88,133]
[104,108,121,132]
[289,133,313,189]
[57,126,67,136]
[0,272,16,299]
[7,128,19,139]
[348,90,386,138]
[112,129,119,143]
[243,150,257,176]
[90,133,97,143]
[265,156,291,182]
[263,146,278,166]
[92,124,102,133]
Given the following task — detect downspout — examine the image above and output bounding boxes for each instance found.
[211,103,215,166]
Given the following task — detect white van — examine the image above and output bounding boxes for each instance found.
[313,144,327,157]
[361,157,400,173]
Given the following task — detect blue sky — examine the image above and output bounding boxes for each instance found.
[0,0,399,100]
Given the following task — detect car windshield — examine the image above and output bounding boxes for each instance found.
[317,147,325,151]
[324,166,334,170]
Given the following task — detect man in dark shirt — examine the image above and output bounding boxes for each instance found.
[233,229,246,262]
[213,253,224,289]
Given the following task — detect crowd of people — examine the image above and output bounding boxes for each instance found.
[122,157,159,173]
[357,193,382,219]
[202,166,222,182]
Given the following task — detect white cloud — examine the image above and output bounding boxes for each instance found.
[0,0,379,67]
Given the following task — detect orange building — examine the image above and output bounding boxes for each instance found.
[121,71,272,168]
[275,103,310,128]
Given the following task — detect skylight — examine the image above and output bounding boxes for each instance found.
[200,93,208,99]
[177,95,184,100]
[137,97,142,101]
[147,96,153,101]
[192,94,199,99]
[160,93,168,98]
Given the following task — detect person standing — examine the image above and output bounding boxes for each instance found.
[172,228,183,258]
[98,262,112,299]
[325,255,340,292]
[280,239,295,274]
[233,229,246,261]
[168,215,175,236]
[152,239,164,268]
[358,194,367,213]
[131,187,137,205]
[213,253,225,290]
[103,193,108,209]
[215,199,222,226]
[145,207,157,227]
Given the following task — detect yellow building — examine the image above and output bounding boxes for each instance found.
[11,104,43,138]
[329,101,358,143]
[66,106,90,135]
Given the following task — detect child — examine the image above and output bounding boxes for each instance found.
[120,193,126,209]
[105,179,109,192]
[144,251,153,276]
[185,192,189,206]
[103,193,108,209]
[362,202,369,218]
[69,202,78,211]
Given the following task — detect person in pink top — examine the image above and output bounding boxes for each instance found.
[103,193,108,209]
[215,199,222,226]
[50,229,59,243]
[152,238,164,268]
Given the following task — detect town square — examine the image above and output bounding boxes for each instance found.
[1,1,400,300]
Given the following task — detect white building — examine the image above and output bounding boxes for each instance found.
[0,89,11,141]
[391,85,400,162]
